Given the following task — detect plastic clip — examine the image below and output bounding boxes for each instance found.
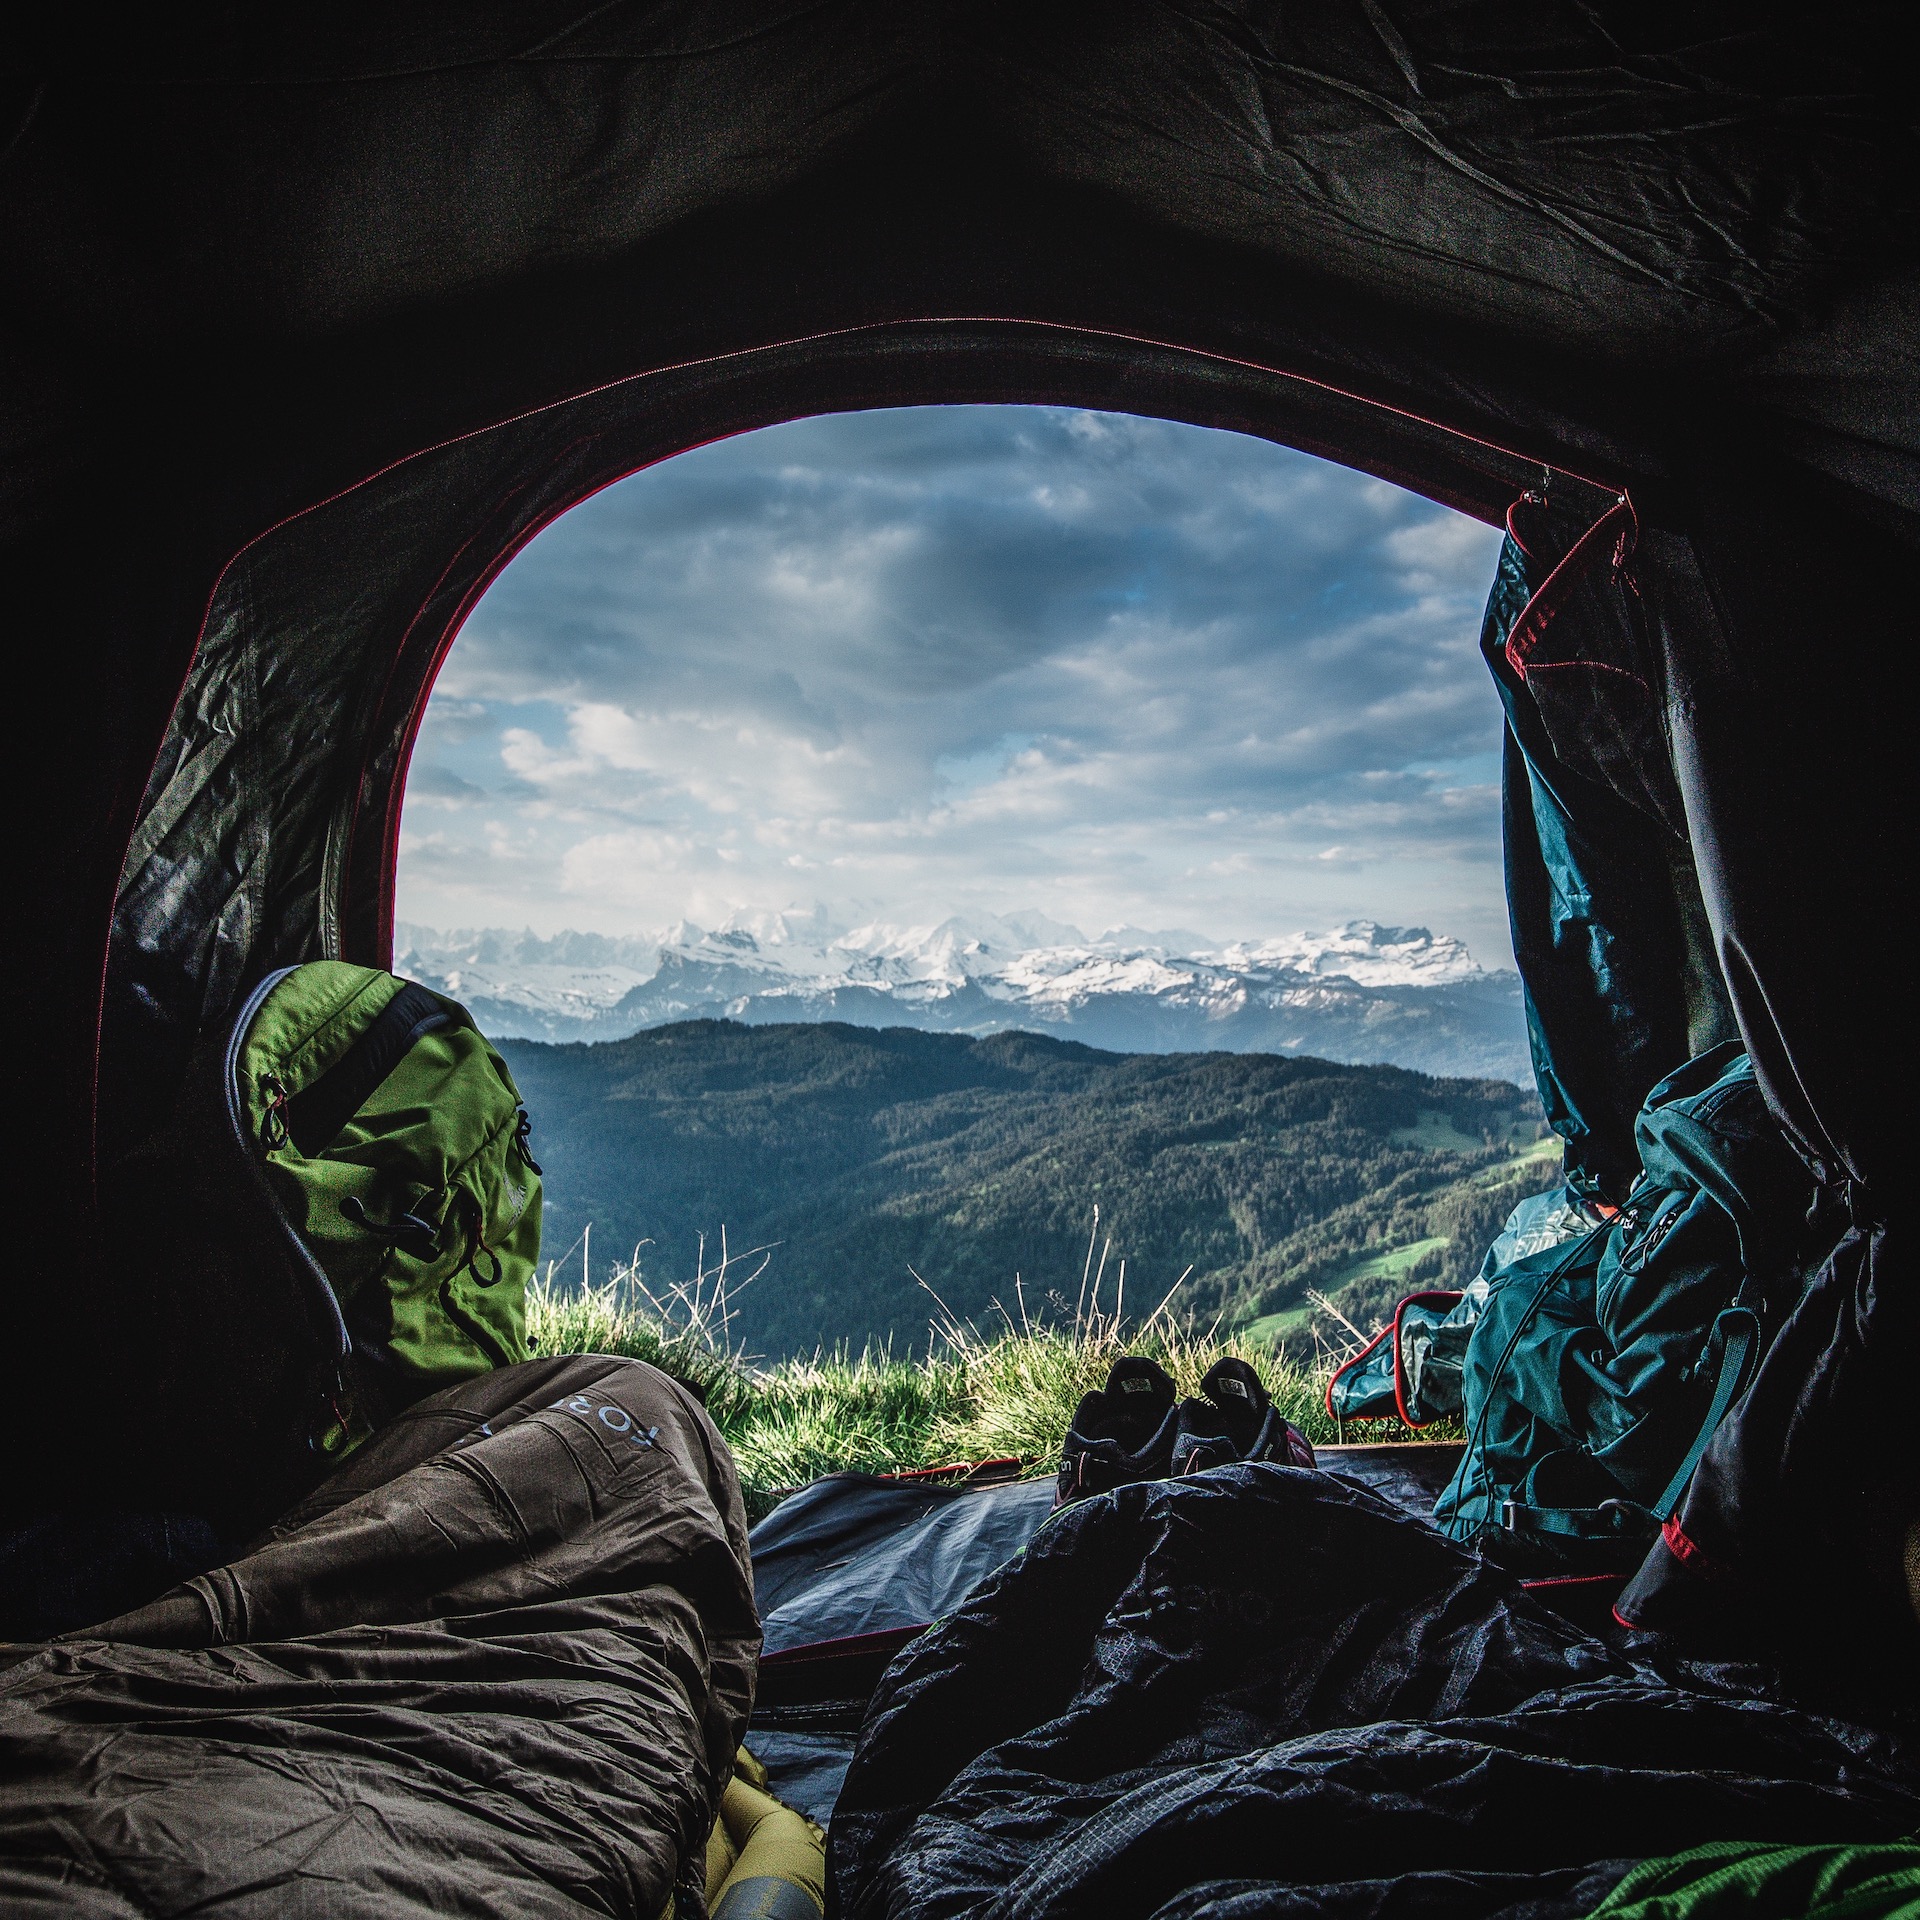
[340,1194,441,1262]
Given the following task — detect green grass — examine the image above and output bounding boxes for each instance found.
[1236,1135,1564,1349]
[1387,1111,1513,1155]
[1237,1235,1451,1347]
[1323,1234,1453,1291]
[525,1261,1445,1520]
[1507,1135,1563,1166]
[1241,1302,1316,1344]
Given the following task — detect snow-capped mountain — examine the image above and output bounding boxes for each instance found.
[396,913,1531,1082]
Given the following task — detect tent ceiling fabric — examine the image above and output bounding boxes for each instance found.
[9,5,1909,360]
[2,4,1914,1513]
[8,3,1914,530]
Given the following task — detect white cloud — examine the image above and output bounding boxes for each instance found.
[399,406,1512,962]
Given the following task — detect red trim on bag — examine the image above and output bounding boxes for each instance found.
[1504,494,1540,558]
[876,1456,1026,1486]
[1504,494,1638,681]
[1391,1290,1465,1428]
[1325,1289,1462,1425]
[1523,1573,1629,1628]
[1611,1518,1728,1630]
[1659,1514,1728,1581]
[1326,1319,1395,1420]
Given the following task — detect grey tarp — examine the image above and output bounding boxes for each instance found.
[0,1354,759,1918]
[754,1474,1058,1659]
[748,1472,1058,1824]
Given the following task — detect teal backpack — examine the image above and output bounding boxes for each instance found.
[1433,1043,1818,1567]
[1327,1186,1608,1430]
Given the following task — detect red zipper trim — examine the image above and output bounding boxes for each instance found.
[1504,494,1638,681]
[1391,1290,1467,1428]
[1325,1318,1395,1421]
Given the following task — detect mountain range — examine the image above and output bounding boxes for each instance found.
[399,912,1530,1083]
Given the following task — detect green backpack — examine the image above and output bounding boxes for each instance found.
[219,961,541,1456]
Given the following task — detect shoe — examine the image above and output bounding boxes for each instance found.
[1055,1356,1179,1507]
[1170,1357,1316,1476]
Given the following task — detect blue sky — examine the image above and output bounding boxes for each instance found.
[398,405,1514,963]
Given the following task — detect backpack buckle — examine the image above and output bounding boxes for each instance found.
[340,1194,441,1263]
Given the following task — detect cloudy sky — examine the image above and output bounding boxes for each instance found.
[398,405,1514,963]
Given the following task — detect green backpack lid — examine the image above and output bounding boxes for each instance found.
[230,961,542,1452]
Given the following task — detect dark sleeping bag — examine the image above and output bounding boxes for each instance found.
[829,1465,1920,1920]
[0,1354,759,1918]
[743,1449,1469,1826]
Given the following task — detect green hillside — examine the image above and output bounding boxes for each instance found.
[501,1020,1556,1359]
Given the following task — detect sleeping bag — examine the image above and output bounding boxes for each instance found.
[0,1353,758,1918]
[829,1464,1920,1920]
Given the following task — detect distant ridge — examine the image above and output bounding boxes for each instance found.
[500,1019,1553,1358]
[399,912,1529,1082]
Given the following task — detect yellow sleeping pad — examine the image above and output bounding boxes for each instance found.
[671,1748,826,1920]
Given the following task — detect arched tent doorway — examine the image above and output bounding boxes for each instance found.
[102,319,1623,1156]
[6,5,1914,1647]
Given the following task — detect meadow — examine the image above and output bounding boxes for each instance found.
[525,1221,1458,1518]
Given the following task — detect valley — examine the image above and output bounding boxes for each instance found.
[500,1019,1558,1359]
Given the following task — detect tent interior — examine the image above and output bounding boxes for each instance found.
[5,4,1918,1912]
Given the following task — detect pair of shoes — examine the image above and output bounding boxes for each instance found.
[1053,1355,1316,1508]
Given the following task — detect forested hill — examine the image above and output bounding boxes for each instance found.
[501,1020,1556,1360]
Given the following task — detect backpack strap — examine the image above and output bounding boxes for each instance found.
[1647,1303,1762,1521]
[282,982,451,1157]
[223,968,356,1447]
[1502,1497,1657,1545]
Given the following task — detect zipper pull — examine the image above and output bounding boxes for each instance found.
[458,1189,504,1287]
[260,1073,292,1150]
[513,1107,543,1174]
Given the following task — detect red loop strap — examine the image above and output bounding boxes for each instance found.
[1660,1513,1728,1582]
[1504,494,1637,681]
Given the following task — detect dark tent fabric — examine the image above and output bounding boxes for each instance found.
[4,6,1917,1669]
[827,1465,1920,1920]
[0,1354,758,1917]
[748,1472,1058,1822]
